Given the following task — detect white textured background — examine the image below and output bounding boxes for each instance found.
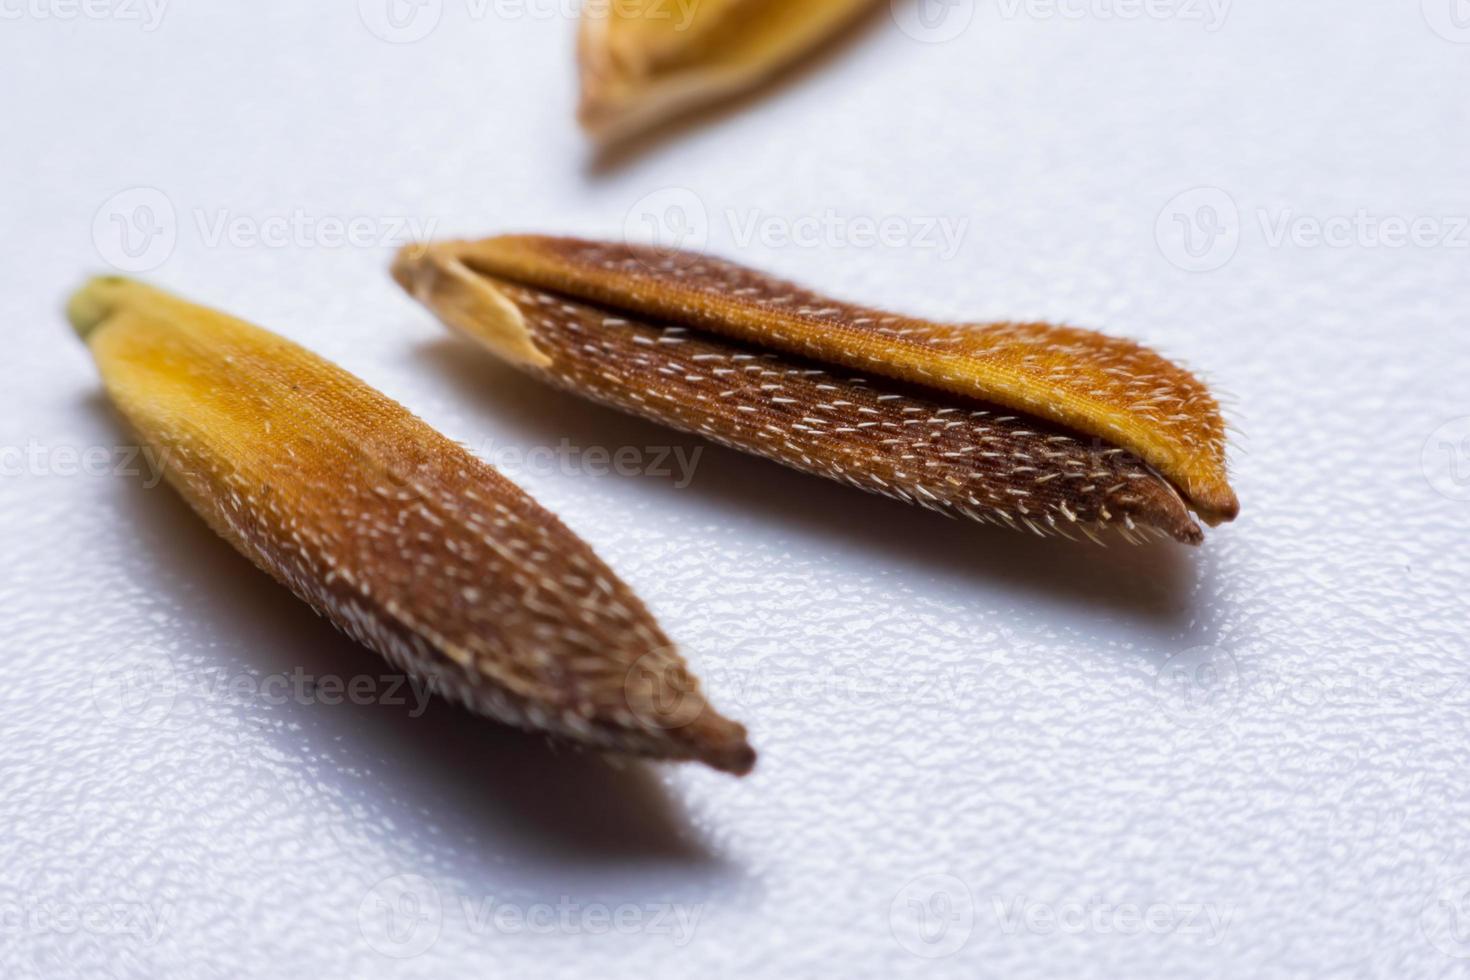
[2,1,1469,977]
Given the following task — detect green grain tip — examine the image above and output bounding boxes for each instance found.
[67,275,135,342]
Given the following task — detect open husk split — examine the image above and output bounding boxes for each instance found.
[394,235,1238,545]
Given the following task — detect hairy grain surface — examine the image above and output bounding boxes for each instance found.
[395,239,1233,543]
[450,236,1236,524]
[487,276,1202,544]
[70,276,755,774]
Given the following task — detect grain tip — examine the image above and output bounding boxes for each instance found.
[1195,486,1241,526]
[687,715,757,776]
[66,275,134,342]
[390,243,431,295]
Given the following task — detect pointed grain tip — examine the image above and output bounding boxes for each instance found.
[688,717,757,776]
[1116,470,1205,546]
[390,243,427,294]
[1159,497,1206,546]
[66,275,134,343]
[1196,488,1241,527]
[710,743,757,777]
